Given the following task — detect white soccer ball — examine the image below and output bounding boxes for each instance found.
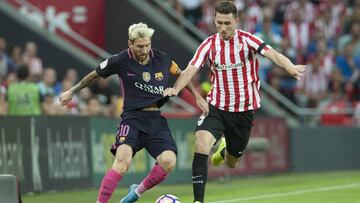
[155,194,181,203]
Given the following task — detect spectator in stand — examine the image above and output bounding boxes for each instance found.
[336,42,360,81]
[255,11,282,80]
[307,28,335,59]
[0,37,17,81]
[81,96,107,116]
[7,65,42,115]
[283,9,312,64]
[22,41,43,82]
[178,0,204,26]
[0,85,7,115]
[42,92,67,115]
[77,87,93,113]
[10,45,23,68]
[243,0,263,34]
[90,78,114,105]
[296,57,328,108]
[284,0,315,23]
[63,68,79,85]
[314,3,342,41]
[38,67,57,97]
[338,22,360,55]
[309,39,335,77]
[60,79,79,114]
[327,68,346,103]
[54,68,79,95]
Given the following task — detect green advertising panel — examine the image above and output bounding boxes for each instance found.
[90,117,197,187]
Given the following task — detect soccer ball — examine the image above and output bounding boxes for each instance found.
[155,194,181,203]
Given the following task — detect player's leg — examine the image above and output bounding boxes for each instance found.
[223,110,254,168]
[98,119,141,203]
[193,105,224,203]
[121,114,177,202]
[192,130,217,203]
[97,144,133,203]
[135,150,176,196]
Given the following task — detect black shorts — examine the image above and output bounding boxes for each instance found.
[195,104,254,158]
[110,110,177,159]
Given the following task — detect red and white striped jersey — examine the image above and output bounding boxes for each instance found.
[190,29,271,112]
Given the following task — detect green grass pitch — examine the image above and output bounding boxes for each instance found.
[23,170,360,203]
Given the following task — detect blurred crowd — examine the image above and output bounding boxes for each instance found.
[2,0,360,125]
[166,0,360,125]
[0,39,123,118]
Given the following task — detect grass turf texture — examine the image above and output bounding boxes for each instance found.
[23,170,360,203]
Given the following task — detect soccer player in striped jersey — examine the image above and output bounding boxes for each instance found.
[59,22,207,203]
[163,2,307,203]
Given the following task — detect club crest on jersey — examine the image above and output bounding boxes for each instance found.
[142,72,151,82]
[155,72,164,81]
[119,137,126,143]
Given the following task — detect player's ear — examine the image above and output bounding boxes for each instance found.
[128,40,133,48]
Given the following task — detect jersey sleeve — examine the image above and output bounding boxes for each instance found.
[95,54,119,78]
[244,32,272,55]
[189,37,212,69]
[169,61,180,75]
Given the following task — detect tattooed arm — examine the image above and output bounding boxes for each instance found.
[59,70,100,106]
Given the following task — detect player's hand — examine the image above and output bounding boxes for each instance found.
[196,96,209,116]
[163,87,178,97]
[59,90,74,106]
[288,65,307,80]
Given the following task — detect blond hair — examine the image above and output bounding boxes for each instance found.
[128,22,155,41]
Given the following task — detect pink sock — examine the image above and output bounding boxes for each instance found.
[136,164,168,194]
[97,169,122,203]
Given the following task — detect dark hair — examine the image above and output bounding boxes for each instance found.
[16,65,29,80]
[214,1,238,18]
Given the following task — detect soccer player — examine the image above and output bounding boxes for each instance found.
[163,2,307,203]
[59,22,207,203]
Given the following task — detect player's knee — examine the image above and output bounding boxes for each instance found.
[157,150,176,172]
[195,138,212,154]
[158,156,176,172]
[112,158,131,174]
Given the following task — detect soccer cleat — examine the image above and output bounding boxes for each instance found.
[194,201,203,203]
[119,184,139,203]
[211,137,226,167]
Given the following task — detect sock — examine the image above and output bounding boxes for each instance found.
[97,169,122,203]
[220,148,225,159]
[192,153,208,203]
[136,164,168,195]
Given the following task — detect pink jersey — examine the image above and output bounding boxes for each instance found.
[190,29,271,112]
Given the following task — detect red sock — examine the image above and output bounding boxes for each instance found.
[136,164,168,194]
[97,169,122,203]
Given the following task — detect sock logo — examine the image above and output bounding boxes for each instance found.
[192,175,202,179]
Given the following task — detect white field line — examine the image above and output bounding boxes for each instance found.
[208,182,360,203]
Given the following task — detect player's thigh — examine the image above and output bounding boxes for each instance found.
[195,105,225,147]
[145,117,177,160]
[110,119,144,157]
[224,110,254,158]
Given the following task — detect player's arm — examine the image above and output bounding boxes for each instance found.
[263,48,307,80]
[170,61,209,114]
[164,64,199,97]
[59,55,118,106]
[59,70,100,106]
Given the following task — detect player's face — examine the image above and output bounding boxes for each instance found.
[214,12,238,40]
[129,37,152,63]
